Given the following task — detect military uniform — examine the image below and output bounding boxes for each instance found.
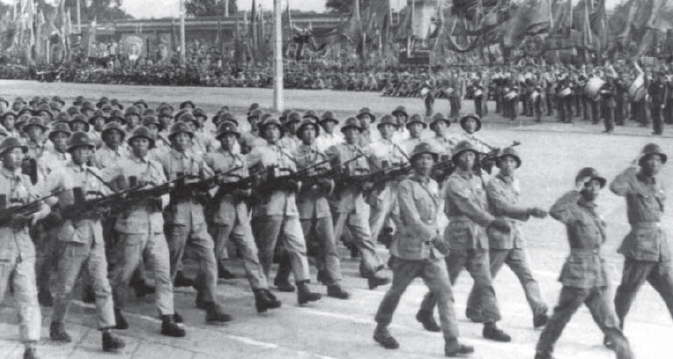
[536,185,631,359]
[610,155,673,329]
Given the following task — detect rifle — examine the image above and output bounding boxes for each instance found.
[255,157,333,195]
[478,141,521,175]
[432,154,456,183]
[171,166,244,198]
[0,190,63,228]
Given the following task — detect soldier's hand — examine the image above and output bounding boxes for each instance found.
[431,235,449,255]
[489,217,511,234]
[575,176,592,192]
[11,213,32,231]
[528,207,548,219]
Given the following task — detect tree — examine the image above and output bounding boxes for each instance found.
[325,0,372,14]
[185,0,238,17]
[63,0,133,21]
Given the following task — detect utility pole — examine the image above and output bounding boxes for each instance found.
[76,0,82,33]
[273,0,284,112]
[180,0,186,63]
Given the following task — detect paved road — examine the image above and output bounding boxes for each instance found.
[0,80,672,359]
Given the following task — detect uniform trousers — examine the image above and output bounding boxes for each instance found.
[465,248,547,320]
[301,215,342,285]
[333,209,384,278]
[52,231,115,329]
[536,286,632,359]
[369,183,399,246]
[420,248,501,323]
[376,256,459,342]
[35,225,60,294]
[0,232,40,343]
[251,215,310,282]
[651,103,665,134]
[166,222,218,304]
[614,257,673,327]
[110,231,174,315]
[211,223,268,290]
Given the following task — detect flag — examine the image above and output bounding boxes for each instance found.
[503,0,552,48]
[250,0,258,61]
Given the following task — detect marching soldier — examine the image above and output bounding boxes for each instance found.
[205,121,282,313]
[240,109,266,155]
[326,117,390,289]
[247,116,322,304]
[648,71,667,135]
[464,147,549,328]
[293,118,350,299]
[48,132,125,352]
[368,114,408,249]
[416,141,512,342]
[535,168,632,359]
[0,137,51,359]
[426,113,456,159]
[356,107,379,148]
[610,144,673,335]
[315,111,342,152]
[556,73,573,123]
[109,126,185,337]
[373,142,474,357]
[600,75,617,134]
[159,122,233,324]
[391,106,410,143]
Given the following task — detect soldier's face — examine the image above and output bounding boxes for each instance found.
[264,125,281,143]
[498,156,518,176]
[321,120,335,134]
[127,115,140,128]
[641,154,663,177]
[463,118,477,133]
[131,138,150,157]
[3,148,23,170]
[359,116,371,129]
[172,132,192,152]
[71,146,92,165]
[82,109,93,118]
[159,116,172,128]
[413,153,434,176]
[408,123,423,138]
[432,120,447,135]
[146,124,159,135]
[219,133,237,151]
[105,130,123,148]
[51,132,69,152]
[27,126,43,141]
[343,128,359,144]
[72,122,87,132]
[287,121,299,135]
[396,115,407,126]
[456,151,476,171]
[580,179,602,201]
[300,125,317,145]
[2,116,15,130]
[93,118,106,131]
[378,124,395,139]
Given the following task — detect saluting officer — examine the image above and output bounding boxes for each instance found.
[326,117,390,289]
[464,147,549,328]
[610,144,673,335]
[416,141,512,343]
[373,142,474,358]
[0,137,51,359]
[109,126,185,338]
[247,116,322,304]
[535,168,632,359]
[48,132,125,352]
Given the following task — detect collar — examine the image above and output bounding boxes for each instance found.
[299,143,318,152]
[636,172,656,185]
[170,148,189,159]
[0,167,20,179]
[67,161,89,172]
[496,172,514,184]
[130,153,150,164]
[578,196,597,210]
[410,173,430,185]
[454,167,474,180]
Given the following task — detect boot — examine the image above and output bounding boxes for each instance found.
[102,331,125,352]
[368,274,391,290]
[483,323,511,342]
[297,281,321,305]
[373,325,399,349]
[114,309,128,330]
[38,290,53,307]
[534,352,554,359]
[161,315,186,337]
[444,339,474,357]
[23,346,39,359]
[205,302,233,324]
[254,289,282,313]
[273,276,295,292]
[49,322,72,342]
[327,285,350,300]
[316,270,330,285]
[195,291,207,310]
[533,313,549,328]
[173,311,184,324]
[416,310,441,332]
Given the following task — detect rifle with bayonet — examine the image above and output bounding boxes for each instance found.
[254,157,334,196]
[0,190,64,229]
[477,141,521,175]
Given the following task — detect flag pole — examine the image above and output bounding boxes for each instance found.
[273,0,284,112]
[180,0,186,63]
